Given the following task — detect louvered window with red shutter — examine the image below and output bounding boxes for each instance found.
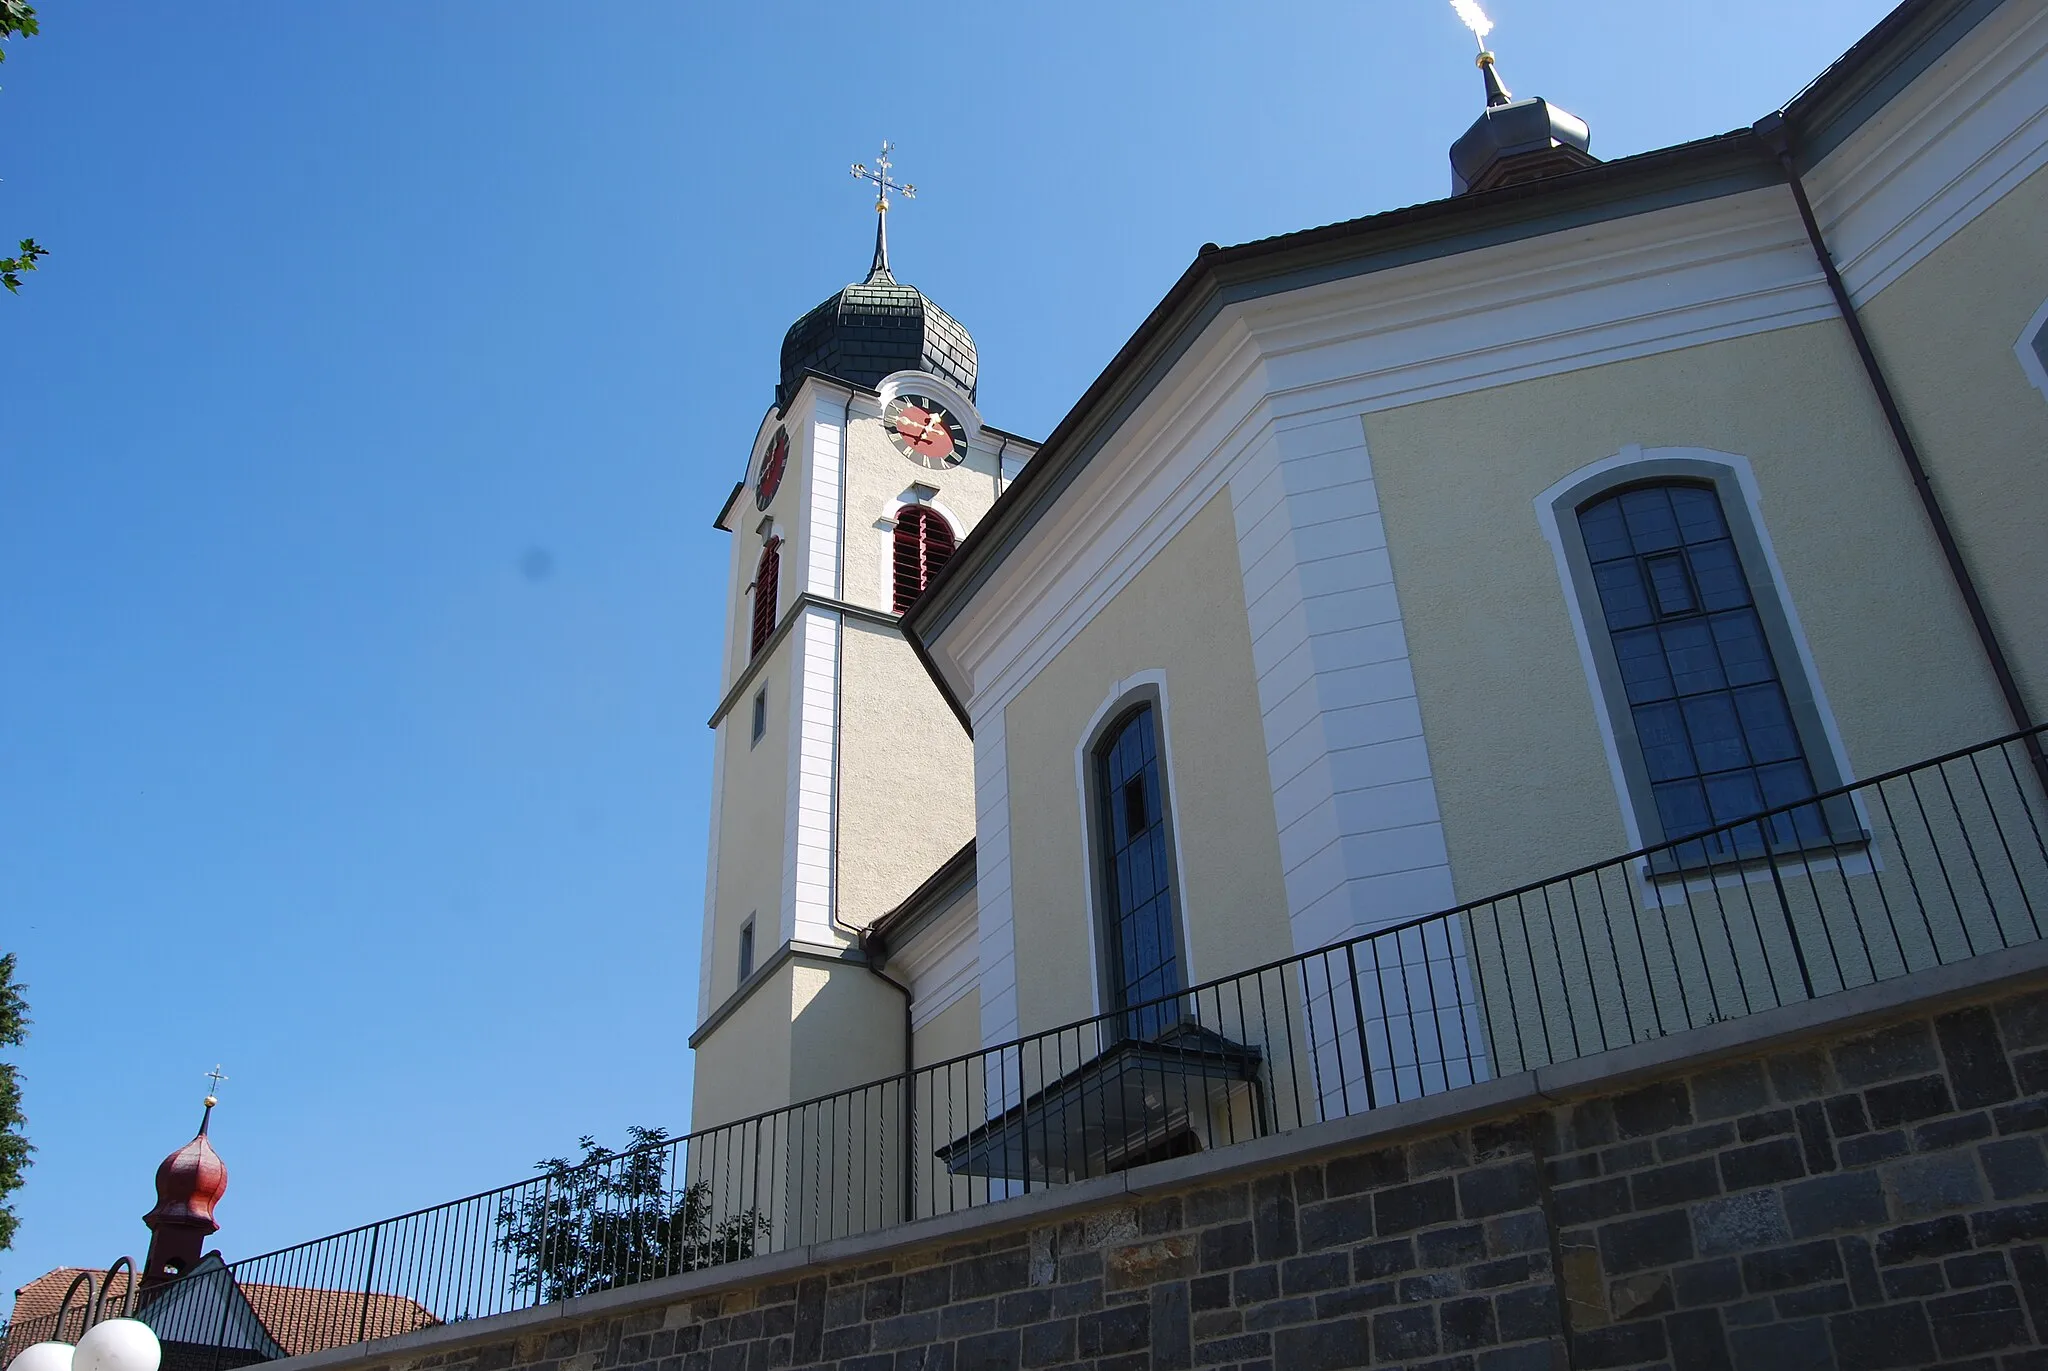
[892,506,957,614]
[751,537,781,659]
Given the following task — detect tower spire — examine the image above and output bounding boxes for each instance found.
[850,141,916,284]
[1447,0,1511,107]
[142,1072,230,1289]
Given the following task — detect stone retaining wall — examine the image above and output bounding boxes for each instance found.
[327,975,2048,1370]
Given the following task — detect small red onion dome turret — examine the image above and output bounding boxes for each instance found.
[141,1095,228,1287]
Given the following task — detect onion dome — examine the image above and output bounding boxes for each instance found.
[1450,51,1597,195]
[145,1099,227,1234]
[777,211,977,408]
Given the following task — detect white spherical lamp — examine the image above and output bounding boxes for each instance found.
[71,1321,159,1371]
[6,1343,76,1371]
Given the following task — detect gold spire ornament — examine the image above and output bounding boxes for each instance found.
[1449,0,1512,107]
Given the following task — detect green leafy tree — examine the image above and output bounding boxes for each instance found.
[1,0,45,294]
[493,1127,768,1304]
[0,954,31,1253]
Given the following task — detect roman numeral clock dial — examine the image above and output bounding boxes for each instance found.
[883,395,968,470]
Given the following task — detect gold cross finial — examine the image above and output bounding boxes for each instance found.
[850,141,916,282]
[850,140,916,214]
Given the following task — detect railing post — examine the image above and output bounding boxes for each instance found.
[900,1067,916,1225]
[356,1225,381,1346]
[1343,940,1378,1112]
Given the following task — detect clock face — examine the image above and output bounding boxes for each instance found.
[883,394,968,469]
[755,427,788,509]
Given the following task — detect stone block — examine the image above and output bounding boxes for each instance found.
[1675,1257,1743,1307]
[1598,1210,1694,1275]
[1487,1211,1550,1257]
[1077,1304,1149,1357]
[1996,1097,2048,1135]
[1863,1075,1954,1129]
[1836,1130,1908,1169]
[1150,1282,1192,1371]
[1495,1285,1562,1341]
[1614,1081,1693,1138]
[1252,1173,1298,1261]
[1720,1138,1807,1191]
[1184,1184,1249,1227]
[1972,1201,2048,1246]
[1943,1250,2010,1288]
[1828,1304,1936,1370]
[1771,1281,1850,1317]
[1606,1271,1672,1320]
[954,1328,1021,1371]
[1397,1271,1462,1301]
[1199,1221,1255,1273]
[1663,1306,1734,1371]
[1727,1315,1830,1371]
[1325,1146,1405,1196]
[1783,1171,1887,1237]
[1478,1342,1564,1371]
[1832,1023,1937,1086]
[1376,1177,1458,1235]
[902,1266,950,1314]
[1354,1236,1416,1278]
[1937,1006,2019,1108]
[1105,1237,1195,1292]
[1883,1152,1985,1218]
[1298,1195,1375,1252]
[1693,1189,1791,1257]
[1137,1197,1182,1236]
[938,1299,996,1339]
[1632,1158,1722,1210]
[1019,1318,1075,1369]
[1466,1253,1550,1289]
[1461,1160,1541,1219]
[1442,1296,1499,1351]
[1232,1263,1279,1305]
[1372,1305,1439,1361]
[1740,1240,1843,1293]
[1279,1252,1351,1295]
[1553,1178,1632,1227]
[1735,1109,1795,1143]
[1571,1321,1667,1369]
[1658,1122,1738,1162]
[1767,1050,1833,1101]
[1412,1131,1473,1175]
[1793,1102,1838,1174]
[1273,1318,1367,1371]
[1694,1062,1768,1120]
[1997,988,2048,1050]
[1912,1110,1992,1150]
[953,1249,1029,1300]
[1875,1215,1971,1265]
[1419,1223,1487,1267]
[1982,1136,2048,1200]
[1879,1261,1943,1299]
[995,1290,1052,1328]
[1838,1235,1882,1306]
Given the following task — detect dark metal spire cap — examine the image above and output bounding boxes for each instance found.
[778,275,978,409]
[1450,90,1597,195]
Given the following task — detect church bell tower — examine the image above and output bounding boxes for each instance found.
[689,146,1034,1134]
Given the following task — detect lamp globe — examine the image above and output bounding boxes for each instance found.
[72,1321,160,1371]
[5,1343,76,1371]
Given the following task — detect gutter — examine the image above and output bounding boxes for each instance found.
[1754,112,2046,797]
[856,927,917,1226]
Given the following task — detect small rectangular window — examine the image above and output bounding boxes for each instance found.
[738,917,755,982]
[751,688,767,745]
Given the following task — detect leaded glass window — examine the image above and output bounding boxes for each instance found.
[1095,704,1183,1039]
[1578,482,1831,860]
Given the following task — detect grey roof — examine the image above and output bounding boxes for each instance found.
[778,269,979,406]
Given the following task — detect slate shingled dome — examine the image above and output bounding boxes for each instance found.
[778,269,978,407]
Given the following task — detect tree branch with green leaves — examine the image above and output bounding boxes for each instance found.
[0,953,32,1253]
[1,1,43,297]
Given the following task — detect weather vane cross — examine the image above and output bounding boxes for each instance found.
[851,140,916,214]
[850,141,916,282]
[205,1064,228,1103]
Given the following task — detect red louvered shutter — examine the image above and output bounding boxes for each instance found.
[892,506,957,613]
[751,538,780,658]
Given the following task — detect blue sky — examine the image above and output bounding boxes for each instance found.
[1,0,1897,1302]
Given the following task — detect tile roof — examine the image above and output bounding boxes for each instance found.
[5,1266,437,1362]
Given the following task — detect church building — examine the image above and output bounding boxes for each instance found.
[690,0,2046,1224]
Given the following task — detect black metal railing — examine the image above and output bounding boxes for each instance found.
[7,725,2043,1369]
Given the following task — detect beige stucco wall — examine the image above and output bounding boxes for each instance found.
[789,961,909,1103]
[690,962,796,1131]
[1365,318,2013,905]
[912,989,982,1072]
[839,619,977,931]
[708,655,793,1004]
[1857,159,2048,712]
[1001,490,1293,1037]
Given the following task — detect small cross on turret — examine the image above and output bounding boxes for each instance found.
[850,141,917,281]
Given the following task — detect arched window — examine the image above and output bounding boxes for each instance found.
[750,537,780,659]
[1094,702,1184,1039]
[1573,478,1846,862]
[892,505,956,614]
